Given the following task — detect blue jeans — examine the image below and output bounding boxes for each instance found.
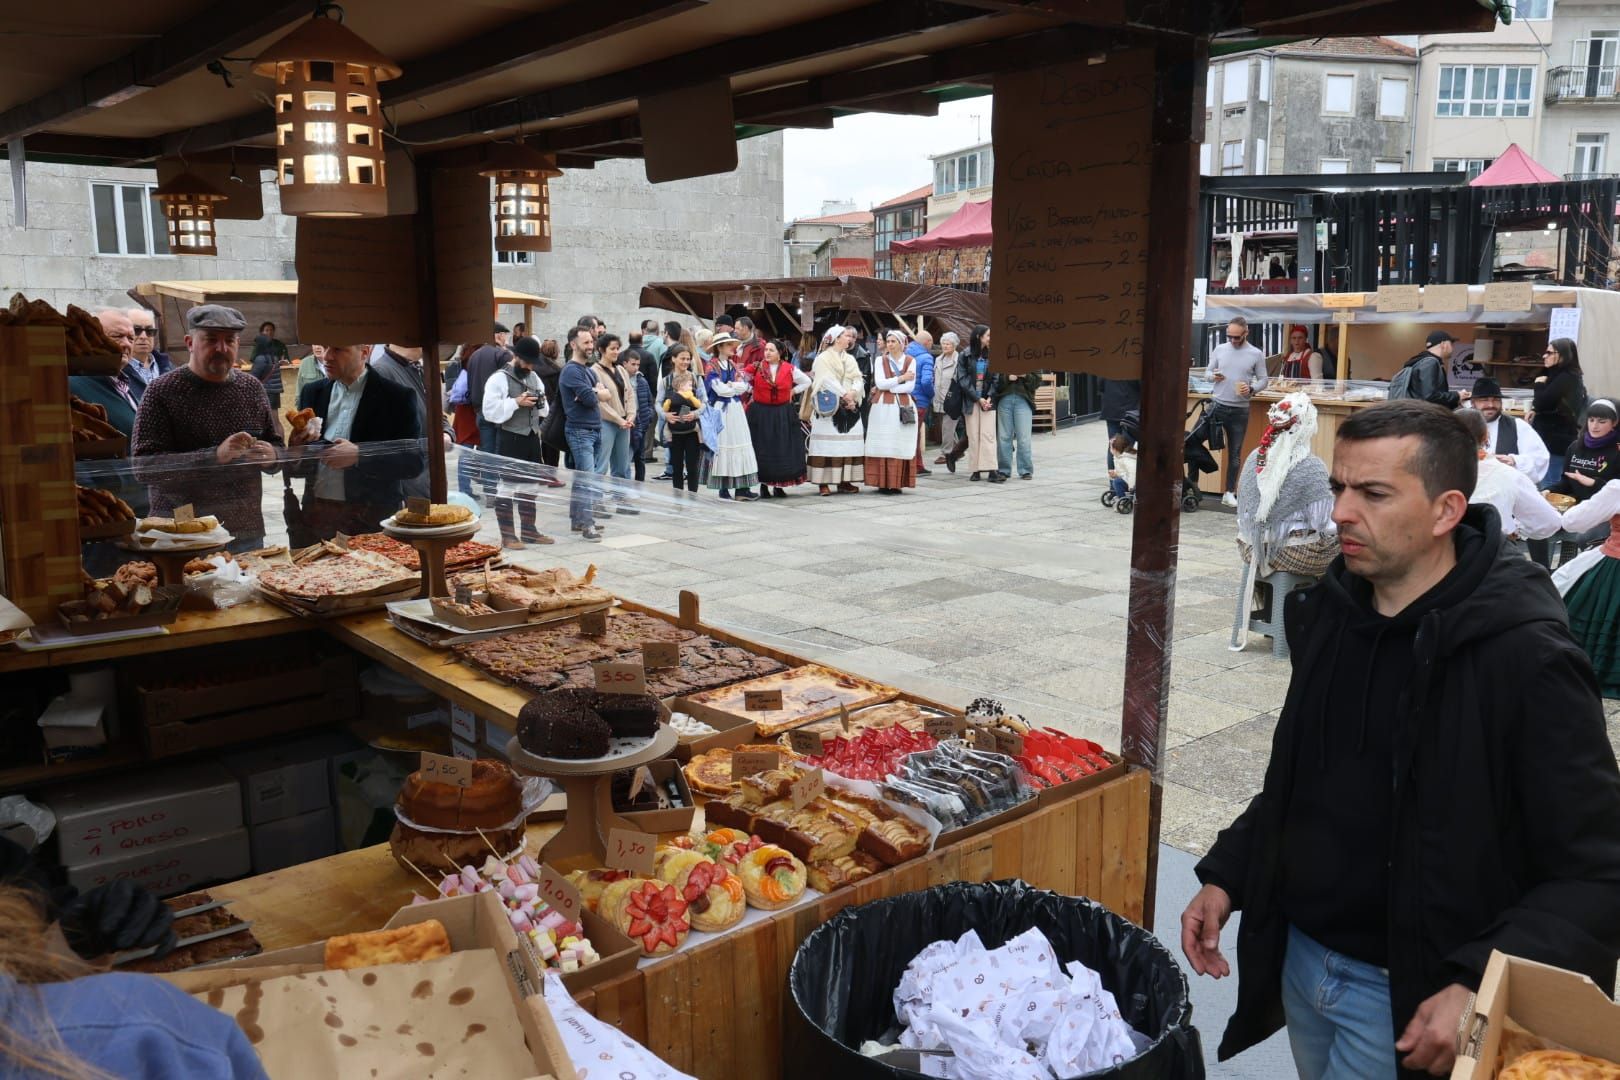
[475,419,500,502]
[996,394,1034,477]
[598,420,632,479]
[1282,925,1396,1080]
[1106,418,1129,496]
[1542,453,1567,489]
[565,425,601,529]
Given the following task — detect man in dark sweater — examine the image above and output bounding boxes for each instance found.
[463,322,513,455]
[1183,400,1620,1079]
[131,305,282,547]
[558,325,605,541]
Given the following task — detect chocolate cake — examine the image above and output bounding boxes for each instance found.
[519,688,613,759]
[591,691,661,738]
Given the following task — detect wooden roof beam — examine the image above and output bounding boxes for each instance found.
[395,0,1000,144]
[0,1,311,145]
[1240,0,1497,35]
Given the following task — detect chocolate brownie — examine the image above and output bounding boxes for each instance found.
[518,688,612,759]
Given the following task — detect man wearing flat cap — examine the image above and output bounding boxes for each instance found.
[1468,376,1549,482]
[131,304,284,548]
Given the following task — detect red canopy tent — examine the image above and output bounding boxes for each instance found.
[890,197,994,252]
[1469,143,1561,186]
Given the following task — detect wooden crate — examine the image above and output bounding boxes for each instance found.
[0,325,79,622]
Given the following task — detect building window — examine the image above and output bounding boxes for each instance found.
[1515,0,1552,18]
[1206,66,1217,108]
[1258,58,1271,102]
[1434,157,1495,179]
[1320,158,1351,174]
[1573,132,1608,176]
[1374,160,1403,173]
[1223,61,1248,105]
[933,149,991,196]
[1378,78,1409,119]
[1221,140,1245,175]
[1436,65,1535,117]
[90,182,170,257]
[1323,73,1356,116]
[495,250,533,265]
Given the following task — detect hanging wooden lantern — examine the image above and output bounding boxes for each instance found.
[251,7,400,218]
[153,171,228,255]
[480,145,562,253]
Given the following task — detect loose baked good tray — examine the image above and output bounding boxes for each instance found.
[386,596,613,646]
[683,664,900,734]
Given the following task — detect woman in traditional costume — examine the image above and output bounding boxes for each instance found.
[748,339,810,497]
[863,330,919,494]
[802,325,866,495]
[702,332,759,501]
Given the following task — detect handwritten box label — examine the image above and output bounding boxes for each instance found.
[787,729,825,756]
[405,497,431,517]
[420,752,471,788]
[731,749,779,781]
[1331,310,1356,324]
[605,827,657,874]
[743,689,784,712]
[993,729,1025,757]
[1483,282,1533,312]
[537,863,583,921]
[790,767,825,811]
[642,641,680,670]
[1422,284,1470,312]
[1376,285,1421,313]
[924,714,968,740]
[594,661,647,696]
[578,608,608,636]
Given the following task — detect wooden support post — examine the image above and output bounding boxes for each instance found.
[413,166,448,503]
[1120,40,1205,931]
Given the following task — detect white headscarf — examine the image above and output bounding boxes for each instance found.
[1255,392,1319,523]
[820,325,845,351]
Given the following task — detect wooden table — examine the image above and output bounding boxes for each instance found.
[211,767,1151,1080]
[0,600,305,674]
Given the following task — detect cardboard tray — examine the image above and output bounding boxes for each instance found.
[611,757,696,834]
[429,591,533,631]
[1451,950,1620,1079]
[666,697,762,762]
[1034,751,1128,808]
[161,891,577,1080]
[58,584,183,634]
[932,793,1041,849]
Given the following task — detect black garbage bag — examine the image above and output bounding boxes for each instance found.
[787,879,1203,1080]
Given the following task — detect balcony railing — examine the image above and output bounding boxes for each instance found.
[1565,172,1620,181]
[1546,65,1620,103]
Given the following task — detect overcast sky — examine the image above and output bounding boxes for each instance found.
[781,96,994,221]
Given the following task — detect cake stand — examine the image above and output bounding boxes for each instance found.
[380,517,481,600]
[115,539,229,586]
[505,725,677,867]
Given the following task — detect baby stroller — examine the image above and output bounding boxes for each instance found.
[1106,406,1217,514]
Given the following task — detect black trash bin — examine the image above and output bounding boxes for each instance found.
[787,879,1203,1079]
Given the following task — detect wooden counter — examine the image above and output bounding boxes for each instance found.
[0,600,305,673]
[1188,391,1379,496]
[212,767,1151,1080]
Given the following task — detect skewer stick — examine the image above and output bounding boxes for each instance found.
[400,856,442,893]
[476,827,507,861]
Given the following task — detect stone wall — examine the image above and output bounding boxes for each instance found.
[0,131,783,338]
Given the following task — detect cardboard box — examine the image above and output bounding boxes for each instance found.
[249,806,337,873]
[131,653,356,726]
[143,697,343,760]
[162,891,577,1080]
[64,828,250,896]
[564,907,641,995]
[667,696,761,762]
[46,761,243,864]
[1035,752,1129,808]
[1451,950,1620,1079]
[221,731,351,825]
[613,757,696,834]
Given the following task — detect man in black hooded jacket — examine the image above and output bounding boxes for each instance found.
[1182,400,1620,1079]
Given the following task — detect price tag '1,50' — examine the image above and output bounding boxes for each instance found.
[605,827,657,874]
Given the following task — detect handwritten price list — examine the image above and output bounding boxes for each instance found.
[992,50,1154,378]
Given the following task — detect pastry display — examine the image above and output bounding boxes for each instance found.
[419,854,602,975]
[599,878,690,956]
[396,759,523,830]
[76,486,135,529]
[118,892,261,973]
[452,564,614,615]
[137,513,220,534]
[592,691,662,739]
[682,744,802,798]
[61,571,179,625]
[805,850,884,893]
[390,502,474,527]
[348,532,501,573]
[669,712,718,740]
[750,799,861,863]
[611,767,686,812]
[736,844,807,910]
[566,868,635,913]
[284,406,315,432]
[453,611,700,691]
[817,791,932,866]
[518,689,613,759]
[692,828,762,865]
[69,397,123,442]
[654,848,746,933]
[1015,730,1115,789]
[882,740,1032,829]
[112,561,158,590]
[323,919,453,970]
[552,639,788,698]
[783,700,943,744]
[683,664,899,734]
[801,727,938,782]
[257,548,418,605]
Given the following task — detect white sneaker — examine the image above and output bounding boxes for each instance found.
[1221,492,1237,508]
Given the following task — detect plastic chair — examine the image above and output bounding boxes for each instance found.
[1247,569,1315,659]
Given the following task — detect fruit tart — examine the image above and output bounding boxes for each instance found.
[566,867,634,913]
[655,849,746,933]
[737,845,807,910]
[699,828,762,865]
[600,878,690,956]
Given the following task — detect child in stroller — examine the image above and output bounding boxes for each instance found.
[1102,406,1219,514]
[1103,433,1139,514]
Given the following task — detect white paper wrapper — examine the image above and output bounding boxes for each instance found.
[881,927,1140,1079]
[131,524,234,551]
[542,970,697,1079]
[393,775,553,835]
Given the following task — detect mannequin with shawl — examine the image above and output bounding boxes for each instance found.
[1230,392,1339,650]
[801,325,866,493]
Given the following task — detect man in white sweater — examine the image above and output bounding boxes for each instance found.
[1456,408,1560,558]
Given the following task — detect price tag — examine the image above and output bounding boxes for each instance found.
[406,496,431,517]
[731,749,779,780]
[173,503,195,524]
[537,863,583,921]
[788,728,825,756]
[578,608,608,636]
[453,583,474,605]
[924,714,968,740]
[993,729,1025,756]
[1422,283,1470,313]
[605,827,657,874]
[790,767,825,810]
[743,689,784,712]
[1319,292,1365,309]
[420,751,472,788]
[594,661,647,696]
[643,641,681,670]
[1483,281,1534,312]
[1375,285,1421,313]
[971,728,1001,754]
[1331,310,1355,324]
[838,703,851,733]
[627,765,654,802]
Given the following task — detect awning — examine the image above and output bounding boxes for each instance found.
[890,198,993,253]
[639,275,987,338]
[1469,144,1561,186]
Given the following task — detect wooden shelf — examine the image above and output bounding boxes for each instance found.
[0,600,309,673]
[0,744,143,792]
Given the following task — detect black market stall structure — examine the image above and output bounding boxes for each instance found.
[638,274,988,343]
[0,2,1510,1075]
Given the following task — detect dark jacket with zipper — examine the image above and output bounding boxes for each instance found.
[1391,350,1460,409]
[1196,506,1620,1078]
[1549,435,1620,501]
[1532,365,1586,452]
